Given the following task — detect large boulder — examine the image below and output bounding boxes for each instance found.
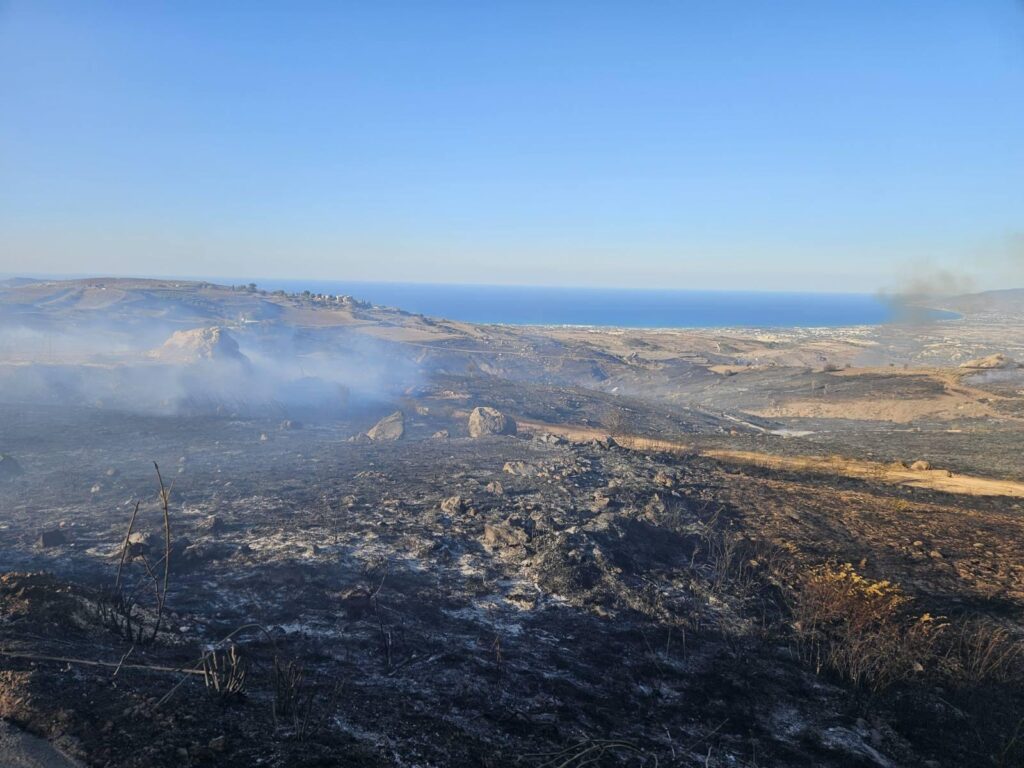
[367,411,405,441]
[468,407,516,438]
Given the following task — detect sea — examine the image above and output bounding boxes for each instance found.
[248,280,957,329]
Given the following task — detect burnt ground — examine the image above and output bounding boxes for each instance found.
[1,405,1023,767]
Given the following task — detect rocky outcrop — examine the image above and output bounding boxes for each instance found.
[468,407,516,438]
[150,326,248,364]
[959,353,1018,370]
[367,411,405,441]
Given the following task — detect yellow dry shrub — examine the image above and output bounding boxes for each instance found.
[793,563,943,692]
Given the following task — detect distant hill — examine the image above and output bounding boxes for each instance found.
[0,277,283,331]
[942,288,1024,315]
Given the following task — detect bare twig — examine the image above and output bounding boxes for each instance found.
[0,649,204,676]
[112,644,135,678]
[527,739,657,768]
[114,500,141,592]
[151,462,172,643]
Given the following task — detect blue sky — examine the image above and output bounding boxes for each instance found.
[1,1,1022,291]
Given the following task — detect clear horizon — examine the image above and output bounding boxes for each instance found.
[2,2,1023,292]
[5,271,1013,301]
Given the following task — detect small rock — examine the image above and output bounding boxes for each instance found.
[504,461,539,477]
[440,495,465,515]
[483,521,529,550]
[338,586,373,618]
[910,460,931,471]
[486,480,505,496]
[644,494,667,518]
[431,429,450,439]
[197,515,225,534]
[653,470,675,488]
[125,531,152,560]
[506,590,537,609]
[535,432,566,445]
[36,529,68,548]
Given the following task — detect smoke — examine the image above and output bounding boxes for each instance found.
[874,231,1024,324]
[890,267,976,302]
[875,265,973,326]
[0,321,420,417]
[0,317,172,363]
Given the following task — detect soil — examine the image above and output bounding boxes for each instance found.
[1,279,1024,767]
[0,407,1020,767]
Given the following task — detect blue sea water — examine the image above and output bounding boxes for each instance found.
[248,281,956,329]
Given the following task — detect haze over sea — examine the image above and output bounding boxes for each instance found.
[250,280,956,329]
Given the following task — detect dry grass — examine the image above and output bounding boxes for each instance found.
[272,658,341,740]
[942,618,1024,685]
[707,448,1024,498]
